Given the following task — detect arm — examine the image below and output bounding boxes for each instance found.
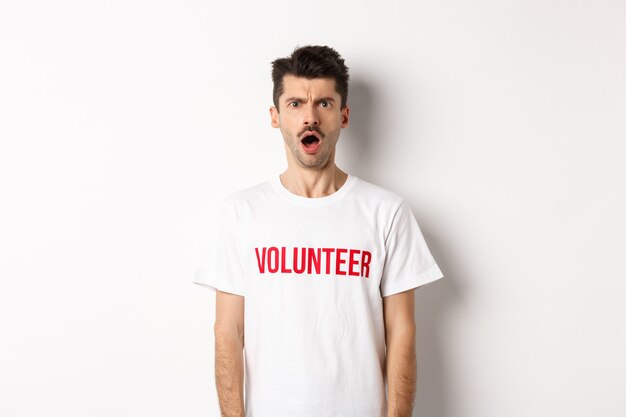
[383,288,417,417]
[214,290,245,417]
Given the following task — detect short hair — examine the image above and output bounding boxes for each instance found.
[271,45,350,111]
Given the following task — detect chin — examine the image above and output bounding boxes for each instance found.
[299,155,329,168]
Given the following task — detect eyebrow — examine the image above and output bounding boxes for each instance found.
[283,97,337,103]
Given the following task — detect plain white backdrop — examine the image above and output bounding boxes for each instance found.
[1,0,624,416]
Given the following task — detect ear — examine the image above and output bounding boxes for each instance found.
[340,105,350,128]
[270,106,280,128]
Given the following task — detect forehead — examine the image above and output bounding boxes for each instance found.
[280,74,339,99]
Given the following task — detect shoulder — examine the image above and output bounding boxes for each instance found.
[220,177,274,210]
[351,176,405,210]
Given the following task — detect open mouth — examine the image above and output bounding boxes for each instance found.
[300,133,321,152]
[301,135,320,146]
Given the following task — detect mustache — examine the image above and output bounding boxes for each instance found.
[298,125,325,139]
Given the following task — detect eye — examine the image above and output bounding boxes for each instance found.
[319,101,330,108]
[289,101,300,108]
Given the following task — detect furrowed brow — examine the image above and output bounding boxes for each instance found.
[284,97,305,103]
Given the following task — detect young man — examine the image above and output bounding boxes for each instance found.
[194,45,444,417]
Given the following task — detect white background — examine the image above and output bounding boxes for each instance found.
[1,1,625,416]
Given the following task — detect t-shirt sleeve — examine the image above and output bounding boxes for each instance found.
[192,200,246,297]
[379,199,444,297]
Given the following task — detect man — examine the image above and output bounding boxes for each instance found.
[194,45,444,417]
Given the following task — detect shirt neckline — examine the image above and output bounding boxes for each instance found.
[270,173,359,206]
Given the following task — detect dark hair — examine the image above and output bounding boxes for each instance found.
[271,45,349,111]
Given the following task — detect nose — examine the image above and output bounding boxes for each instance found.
[303,103,320,126]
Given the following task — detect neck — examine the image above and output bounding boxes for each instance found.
[279,164,349,198]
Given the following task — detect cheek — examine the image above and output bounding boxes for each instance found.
[281,114,299,129]
[328,111,343,124]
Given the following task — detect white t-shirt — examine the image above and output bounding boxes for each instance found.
[194,173,444,417]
